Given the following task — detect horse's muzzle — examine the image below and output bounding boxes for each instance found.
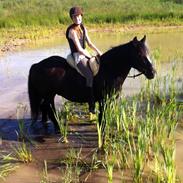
[145,68,156,79]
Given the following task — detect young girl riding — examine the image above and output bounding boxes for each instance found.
[66,6,102,114]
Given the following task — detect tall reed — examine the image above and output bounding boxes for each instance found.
[40,160,50,183]
[61,148,82,183]
[54,102,70,143]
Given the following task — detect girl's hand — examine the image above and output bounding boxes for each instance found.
[97,51,102,57]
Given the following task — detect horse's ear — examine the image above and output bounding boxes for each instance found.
[132,36,138,46]
[140,35,146,43]
[133,36,138,42]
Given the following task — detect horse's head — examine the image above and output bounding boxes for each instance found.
[130,36,156,79]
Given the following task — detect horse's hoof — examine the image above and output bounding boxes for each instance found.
[30,121,36,128]
[58,137,69,143]
[97,147,105,154]
[55,127,61,134]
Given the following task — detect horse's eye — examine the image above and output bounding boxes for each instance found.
[138,52,143,58]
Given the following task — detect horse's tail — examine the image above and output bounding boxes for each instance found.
[28,65,41,122]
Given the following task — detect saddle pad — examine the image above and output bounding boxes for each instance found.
[66,54,100,76]
[66,54,83,76]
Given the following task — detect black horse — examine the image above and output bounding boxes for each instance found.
[28,36,155,130]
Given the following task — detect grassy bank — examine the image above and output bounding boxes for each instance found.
[0,0,183,54]
[0,0,183,28]
[0,24,183,54]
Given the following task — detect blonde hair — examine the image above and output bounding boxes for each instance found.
[72,25,83,39]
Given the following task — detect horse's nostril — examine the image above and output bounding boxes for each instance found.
[148,74,155,79]
[145,68,156,79]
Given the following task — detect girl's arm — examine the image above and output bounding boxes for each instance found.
[85,28,102,56]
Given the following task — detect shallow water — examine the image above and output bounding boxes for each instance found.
[0,31,183,182]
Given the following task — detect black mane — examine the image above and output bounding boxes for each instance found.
[100,41,132,65]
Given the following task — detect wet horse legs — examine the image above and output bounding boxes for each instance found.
[40,96,59,132]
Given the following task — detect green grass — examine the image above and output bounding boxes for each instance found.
[40,160,50,183]
[98,63,182,182]
[60,148,82,183]
[12,141,32,163]
[0,0,183,28]
[54,102,70,143]
[0,152,19,181]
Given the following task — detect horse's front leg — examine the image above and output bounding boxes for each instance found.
[98,101,104,127]
[39,99,51,134]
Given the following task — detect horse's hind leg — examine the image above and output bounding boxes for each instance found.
[46,96,59,132]
[40,100,49,126]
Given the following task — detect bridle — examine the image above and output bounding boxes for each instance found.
[127,72,143,78]
[127,68,144,78]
